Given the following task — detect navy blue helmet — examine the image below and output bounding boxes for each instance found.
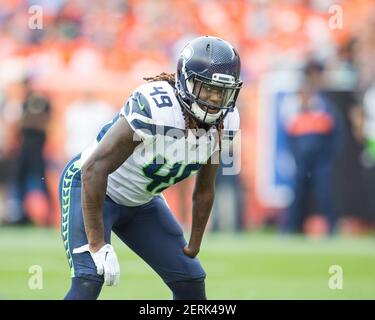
[176,36,242,125]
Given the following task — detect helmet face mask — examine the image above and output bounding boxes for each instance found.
[176,36,242,125]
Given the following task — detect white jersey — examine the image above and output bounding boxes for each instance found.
[81,81,240,207]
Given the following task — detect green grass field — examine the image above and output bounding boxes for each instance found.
[1,226,375,299]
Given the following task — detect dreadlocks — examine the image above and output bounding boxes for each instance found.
[143,72,224,150]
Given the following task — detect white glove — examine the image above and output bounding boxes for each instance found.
[73,244,120,286]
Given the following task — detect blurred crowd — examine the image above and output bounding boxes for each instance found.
[0,0,375,235]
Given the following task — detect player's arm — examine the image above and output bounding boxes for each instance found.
[184,155,219,258]
[81,116,141,253]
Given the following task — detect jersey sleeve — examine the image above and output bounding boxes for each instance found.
[120,89,156,144]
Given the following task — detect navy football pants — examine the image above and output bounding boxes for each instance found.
[59,155,206,287]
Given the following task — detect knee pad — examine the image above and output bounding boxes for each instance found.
[64,277,103,300]
[167,279,206,300]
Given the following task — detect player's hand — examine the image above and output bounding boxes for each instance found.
[183,245,200,258]
[73,244,120,286]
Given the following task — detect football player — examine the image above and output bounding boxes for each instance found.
[59,36,242,299]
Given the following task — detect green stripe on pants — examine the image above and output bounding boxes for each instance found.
[61,159,81,277]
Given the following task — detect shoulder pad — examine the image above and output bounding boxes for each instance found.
[120,81,181,143]
[223,107,240,141]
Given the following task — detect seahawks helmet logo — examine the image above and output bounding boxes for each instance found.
[181,45,194,62]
